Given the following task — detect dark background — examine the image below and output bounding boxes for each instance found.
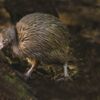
[0,0,100,100]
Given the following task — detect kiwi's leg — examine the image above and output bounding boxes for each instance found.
[63,63,72,80]
[24,65,35,79]
[63,63,69,77]
[24,58,38,79]
[56,63,72,81]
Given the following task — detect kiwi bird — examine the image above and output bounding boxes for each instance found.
[0,13,71,79]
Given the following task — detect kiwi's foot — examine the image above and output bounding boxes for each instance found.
[14,70,29,81]
[24,72,33,80]
[55,75,72,82]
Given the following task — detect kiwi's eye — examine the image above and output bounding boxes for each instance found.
[2,40,5,44]
[3,39,8,44]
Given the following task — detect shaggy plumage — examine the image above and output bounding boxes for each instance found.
[0,13,71,79]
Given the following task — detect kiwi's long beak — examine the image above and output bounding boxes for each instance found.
[0,43,4,50]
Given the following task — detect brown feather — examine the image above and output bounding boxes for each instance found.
[13,13,70,65]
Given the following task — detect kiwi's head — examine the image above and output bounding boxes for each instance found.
[0,26,16,49]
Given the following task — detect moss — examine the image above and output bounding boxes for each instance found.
[4,75,36,100]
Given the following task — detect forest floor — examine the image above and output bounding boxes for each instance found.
[0,0,100,100]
